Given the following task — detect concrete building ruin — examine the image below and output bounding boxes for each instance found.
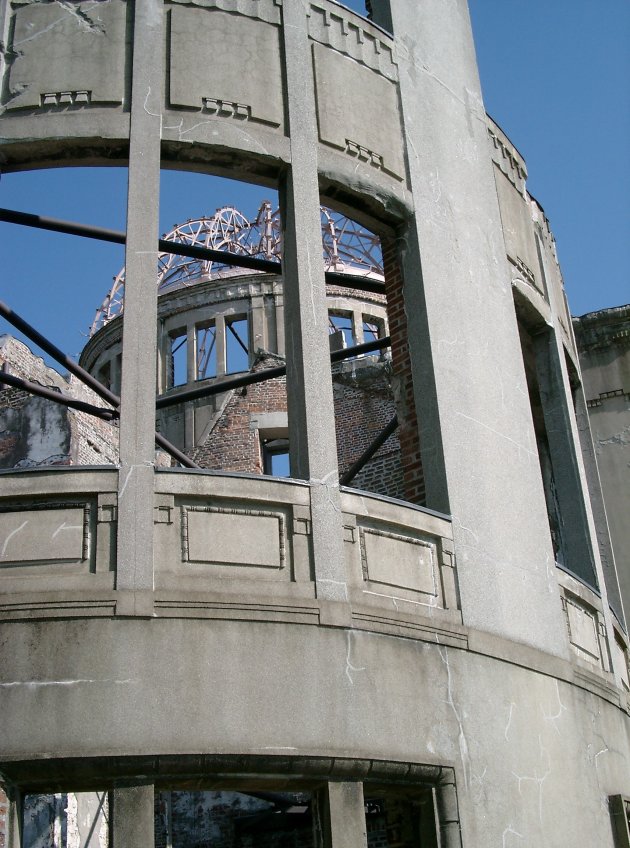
[0,1,629,846]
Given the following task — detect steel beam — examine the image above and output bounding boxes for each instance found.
[339,414,399,486]
[156,335,392,410]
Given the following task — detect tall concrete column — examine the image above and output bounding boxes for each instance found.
[321,782,367,848]
[280,3,348,612]
[386,0,568,654]
[5,789,22,848]
[111,783,154,848]
[116,0,163,616]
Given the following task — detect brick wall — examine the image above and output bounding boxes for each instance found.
[190,353,405,500]
[381,236,426,505]
[191,357,287,473]
[332,361,403,499]
[0,337,118,468]
[0,788,7,848]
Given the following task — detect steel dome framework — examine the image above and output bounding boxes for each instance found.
[90,203,384,334]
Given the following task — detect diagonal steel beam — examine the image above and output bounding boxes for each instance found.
[0,300,198,468]
[339,414,399,486]
[0,370,119,420]
[156,335,392,410]
[0,208,385,291]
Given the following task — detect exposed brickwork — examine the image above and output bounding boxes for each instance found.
[0,788,7,848]
[190,356,287,473]
[0,337,118,468]
[189,352,404,499]
[332,361,403,498]
[381,235,426,505]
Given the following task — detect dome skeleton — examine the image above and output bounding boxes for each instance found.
[91,203,384,335]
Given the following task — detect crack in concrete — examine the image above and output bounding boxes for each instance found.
[541,680,567,735]
[344,629,365,684]
[502,824,523,846]
[1,520,27,558]
[437,640,470,790]
[504,701,516,741]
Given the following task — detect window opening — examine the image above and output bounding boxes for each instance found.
[329,312,354,351]
[169,331,188,387]
[364,786,439,847]
[155,789,314,847]
[362,316,384,344]
[196,323,217,381]
[262,437,290,477]
[226,316,249,374]
[97,361,111,392]
[23,792,110,847]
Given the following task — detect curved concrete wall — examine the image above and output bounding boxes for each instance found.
[1,1,629,846]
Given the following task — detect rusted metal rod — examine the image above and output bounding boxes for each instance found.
[0,300,120,406]
[330,334,391,363]
[0,300,198,468]
[339,414,399,486]
[0,207,279,274]
[0,370,119,420]
[0,208,385,289]
[156,335,392,410]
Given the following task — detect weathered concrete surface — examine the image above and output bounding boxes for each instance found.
[575,306,630,621]
[386,0,569,656]
[0,1,628,846]
[0,618,629,846]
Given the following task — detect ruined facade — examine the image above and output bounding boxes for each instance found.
[574,306,630,633]
[1,1,630,847]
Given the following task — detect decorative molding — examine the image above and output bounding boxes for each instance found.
[97,503,117,524]
[345,138,385,171]
[181,503,286,568]
[154,505,174,525]
[562,593,603,667]
[352,610,468,650]
[200,97,280,127]
[0,501,91,566]
[40,90,91,108]
[359,524,438,598]
[292,516,311,536]
[308,2,397,82]
[586,388,629,409]
[202,97,251,120]
[167,0,282,25]
[488,126,527,193]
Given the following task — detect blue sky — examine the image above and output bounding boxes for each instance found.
[0,0,628,366]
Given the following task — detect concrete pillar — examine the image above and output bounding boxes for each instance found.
[280,3,348,611]
[250,294,266,354]
[322,782,367,848]
[115,0,163,616]
[573,385,625,623]
[436,779,462,848]
[111,783,154,848]
[215,314,226,377]
[386,0,568,655]
[5,789,22,848]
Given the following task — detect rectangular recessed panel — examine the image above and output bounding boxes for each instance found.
[0,507,87,566]
[185,508,283,568]
[6,2,126,110]
[361,527,437,596]
[313,42,405,179]
[566,599,601,661]
[169,8,284,128]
